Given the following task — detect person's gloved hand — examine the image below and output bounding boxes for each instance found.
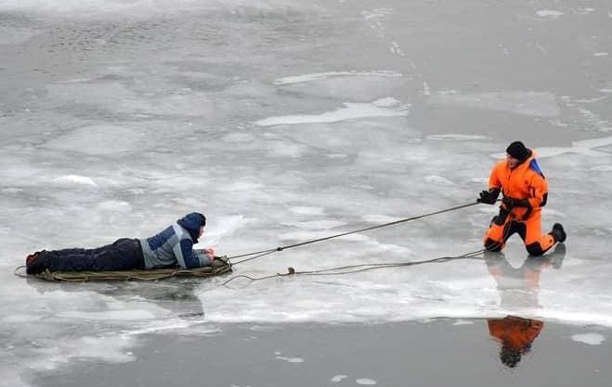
[478,190,498,204]
[502,196,515,210]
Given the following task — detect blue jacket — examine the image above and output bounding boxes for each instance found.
[139,213,210,269]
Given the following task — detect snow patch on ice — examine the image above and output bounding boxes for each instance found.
[453,319,475,326]
[427,134,487,141]
[373,97,401,107]
[273,71,402,85]
[593,52,608,57]
[361,214,399,223]
[96,200,132,212]
[255,99,409,126]
[577,8,596,14]
[53,175,98,187]
[275,352,304,363]
[571,333,606,345]
[423,81,431,96]
[124,319,219,337]
[389,41,405,56]
[289,206,325,216]
[331,375,348,383]
[536,10,564,18]
[356,378,377,385]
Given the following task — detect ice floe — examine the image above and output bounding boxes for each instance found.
[571,333,606,345]
[255,99,409,126]
[273,71,402,86]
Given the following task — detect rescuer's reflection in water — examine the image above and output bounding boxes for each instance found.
[484,244,566,368]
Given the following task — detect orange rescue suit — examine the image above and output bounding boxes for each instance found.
[484,152,555,255]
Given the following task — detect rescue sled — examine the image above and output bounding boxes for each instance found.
[17,256,232,282]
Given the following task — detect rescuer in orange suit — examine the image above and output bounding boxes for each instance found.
[477,141,566,255]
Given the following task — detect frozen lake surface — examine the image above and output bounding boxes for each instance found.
[1,0,611,385]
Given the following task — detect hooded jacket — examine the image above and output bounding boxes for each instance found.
[140,212,209,269]
[488,150,548,220]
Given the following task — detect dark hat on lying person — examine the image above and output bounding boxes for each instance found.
[506,141,531,162]
[177,212,206,242]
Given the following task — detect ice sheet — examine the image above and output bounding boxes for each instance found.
[1,0,611,384]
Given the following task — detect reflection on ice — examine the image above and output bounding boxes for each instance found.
[484,245,565,368]
[484,245,566,310]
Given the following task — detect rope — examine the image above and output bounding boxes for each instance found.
[229,200,481,265]
[221,248,487,286]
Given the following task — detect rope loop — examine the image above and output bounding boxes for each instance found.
[220,248,486,287]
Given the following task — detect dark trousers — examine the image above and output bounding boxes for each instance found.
[27,238,145,274]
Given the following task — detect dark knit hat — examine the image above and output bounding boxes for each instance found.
[177,212,206,242]
[506,141,531,162]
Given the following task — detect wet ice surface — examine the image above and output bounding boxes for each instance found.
[1,0,612,386]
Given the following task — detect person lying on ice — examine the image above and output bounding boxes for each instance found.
[25,212,215,274]
[477,141,567,256]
